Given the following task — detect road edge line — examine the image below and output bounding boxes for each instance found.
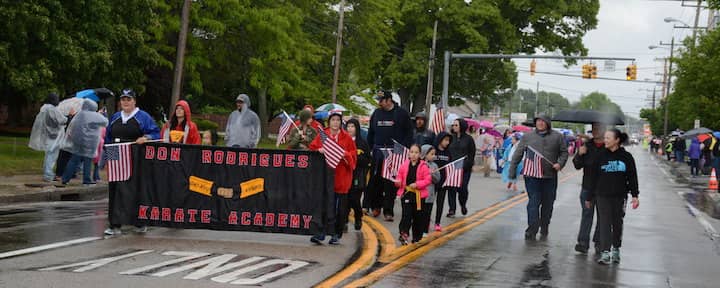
[0,237,102,260]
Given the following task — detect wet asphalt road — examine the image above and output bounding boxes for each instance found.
[374,146,720,288]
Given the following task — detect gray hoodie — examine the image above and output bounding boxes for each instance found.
[225,94,261,148]
[508,115,568,179]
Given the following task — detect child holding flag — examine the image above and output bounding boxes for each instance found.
[420,144,441,236]
[395,144,432,245]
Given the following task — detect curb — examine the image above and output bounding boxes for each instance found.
[0,185,107,204]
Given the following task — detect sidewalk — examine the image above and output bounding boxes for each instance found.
[0,174,107,203]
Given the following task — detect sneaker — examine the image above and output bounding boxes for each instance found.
[329,235,340,245]
[354,221,362,231]
[134,226,148,233]
[54,182,67,188]
[611,248,620,263]
[372,209,381,217]
[384,215,394,222]
[103,228,121,236]
[575,243,589,254]
[539,226,549,239]
[446,211,455,218]
[461,206,468,215]
[598,251,612,265]
[434,224,442,232]
[524,231,536,240]
[398,232,409,245]
[83,183,97,187]
[310,234,325,244]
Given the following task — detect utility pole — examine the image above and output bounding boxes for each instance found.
[330,0,346,104]
[535,81,539,117]
[692,0,702,45]
[424,19,439,114]
[169,0,191,116]
[652,86,657,110]
[664,37,675,136]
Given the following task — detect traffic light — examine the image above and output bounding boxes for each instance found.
[582,64,590,79]
[591,64,597,79]
[530,59,536,76]
[626,64,637,80]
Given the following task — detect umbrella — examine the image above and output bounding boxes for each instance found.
[670,130,683,136]
[316,103,348,112]
[485,129,502,137]
[478,120,494,128]
[682,127,712,138]
[75,88,115,102]
[697,133,711,143]
[552,109,625,125]
[713,132,720,139]
[512,125,532,132]
[464,118,482,130]
[494,124,510,135]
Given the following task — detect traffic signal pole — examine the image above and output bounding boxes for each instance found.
[663,37,675,136]
[440,53,636,116]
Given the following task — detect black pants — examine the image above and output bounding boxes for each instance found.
[333,194,349,238]
[596,197,626,252]
[347,188,363,225]
[399,194,425,242]
[690,158,700,176]
[422,202,433,234]
[434,187,448,224]
[368,174,396,216]
[108,182,121,228]
[448,169,472,212]
[55,149,72,178]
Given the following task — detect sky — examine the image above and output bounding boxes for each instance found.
[513,0,712,118]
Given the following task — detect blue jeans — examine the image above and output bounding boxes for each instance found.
[577,188,598,246]
[524,177,558,234]
[61,154,93,184]
[675,151,685,163]
[42,138,61,181]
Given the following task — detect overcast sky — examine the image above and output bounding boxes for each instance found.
[513,0,711,118]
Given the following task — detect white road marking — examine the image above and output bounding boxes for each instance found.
[0,237,102,260]
[151,254,264,279]
[119,251,210,275]
[39,250,154,272]
[678,191,720,240]
[211,259,310,285]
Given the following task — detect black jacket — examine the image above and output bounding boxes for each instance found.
[572,139,606,191]
[413,118,436,146]
[348,119,372,190]
[448,119,476,171]
[367,103,413,148]
[588,147,639,201]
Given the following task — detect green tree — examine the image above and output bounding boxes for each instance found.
[573,92,623,116]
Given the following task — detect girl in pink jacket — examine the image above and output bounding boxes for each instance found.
[395,144,432,244]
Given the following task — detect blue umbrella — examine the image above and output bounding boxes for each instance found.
[75,88,114,102]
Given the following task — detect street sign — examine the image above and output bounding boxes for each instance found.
[694,119,700,129]
[604,60,616,72]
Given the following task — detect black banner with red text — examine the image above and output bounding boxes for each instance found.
[111,142,335,235]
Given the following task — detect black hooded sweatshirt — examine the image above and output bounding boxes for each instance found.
[587,147,639,201]
[448,119,476,171]
[573,138,606,191]
[347,118,372,190]
[367,102,413,148]
[434,132,453,184]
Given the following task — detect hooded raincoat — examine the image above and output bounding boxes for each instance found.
[225,94,261,148]
[29,93,67,151]
[61,100,108,158]
[161,100,201,144]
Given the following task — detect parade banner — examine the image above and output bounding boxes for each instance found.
[111,142,335,235]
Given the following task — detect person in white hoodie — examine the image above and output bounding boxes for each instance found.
[225,94,260,148]
[28,93,69,182]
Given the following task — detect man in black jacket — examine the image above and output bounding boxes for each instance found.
[447,118,476,217]
[572,123,605,254]
[367,90,413,221]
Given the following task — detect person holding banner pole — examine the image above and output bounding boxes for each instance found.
[508,114,568,240]
[103,89,160,236]
[309,112,357,245]
[287,110,317,150]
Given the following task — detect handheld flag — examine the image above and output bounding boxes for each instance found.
[442,157,464,188]
[318,129,345,169]
[276,111,296,147]
[522,146,544,178]
[430,104,445,134]
[105,143,132,182]
[382,141,409,181]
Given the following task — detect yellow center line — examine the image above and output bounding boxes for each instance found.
[344,195,529,288]
[314,217,379,288]
[363,215,396,259]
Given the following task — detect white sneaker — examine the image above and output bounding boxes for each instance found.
[104,228,121,235]
[134,226,148,233]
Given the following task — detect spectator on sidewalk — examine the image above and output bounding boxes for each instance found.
[160,100,201,144]
[29,93,70,182]
[103,89,160,236]
[586,128,639,265]
[572,123,606,254]
[688,137,702,177]
[501,133,523,192]
[674,136,686,163]
[58,99,108,186]
[509,114,568,240]
[225,94,260,148]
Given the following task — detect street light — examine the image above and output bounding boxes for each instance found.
[664,17,690,26]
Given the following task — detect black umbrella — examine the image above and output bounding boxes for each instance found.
[682,127,712,138]
[552,110,625,125]
[93,88,115,99]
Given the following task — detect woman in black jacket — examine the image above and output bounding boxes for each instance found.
[346,118,372,230]
[586,128,639,265]
[447,118,476,217]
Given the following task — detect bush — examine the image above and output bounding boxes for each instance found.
[196,119,219,131]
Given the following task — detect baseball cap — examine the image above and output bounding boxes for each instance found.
[374,90,393,101]
[120,89,136,98]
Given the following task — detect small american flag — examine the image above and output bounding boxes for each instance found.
[522,146,544,178]
[105,143,132,182]
[319,129,345,169]
[382,141,409,181]
[442,157,464,188]
[430,105,445,134]
[276,112,293,147]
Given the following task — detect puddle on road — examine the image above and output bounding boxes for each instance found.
[668,164,720,219]
[519,251,552,287]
